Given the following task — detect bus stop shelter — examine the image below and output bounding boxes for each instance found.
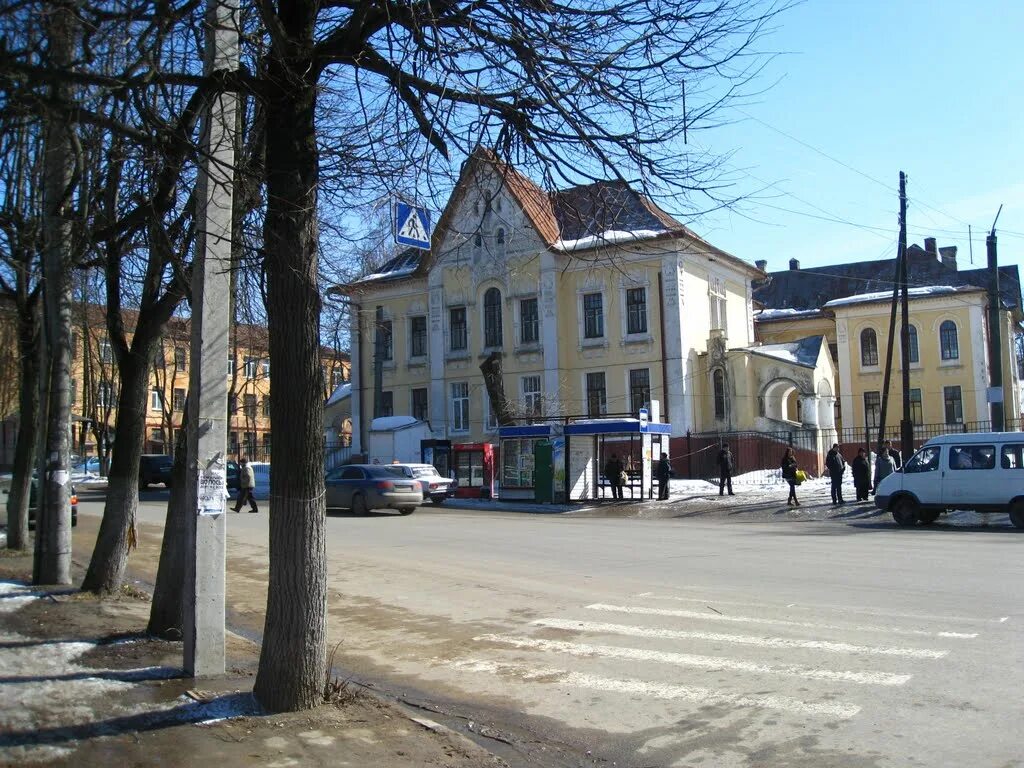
[563,418,671,501]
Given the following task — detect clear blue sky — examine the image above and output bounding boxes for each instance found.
[691,0,1024,278]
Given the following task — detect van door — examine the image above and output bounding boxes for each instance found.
[900,445,942,505]
[945,442,998,508]
[997,443,1024,508]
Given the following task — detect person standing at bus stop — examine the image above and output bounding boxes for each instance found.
[656,452,672,500]
[604,453,624,500]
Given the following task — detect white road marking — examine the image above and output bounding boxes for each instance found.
[531,618,949,659]
[999,617,1009,623]
[589,604,978,638]
[476,634,910,686]
[450,659,861,719]
[636,592,1001,625]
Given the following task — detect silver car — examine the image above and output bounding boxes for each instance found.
[325,464,422,515]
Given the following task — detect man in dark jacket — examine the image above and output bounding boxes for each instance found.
[825,443,846,504]
[655,453,671,500]
[851,447,872,501]
[883,439,902,469]
[716,443,734,496]
[604,453,624,500]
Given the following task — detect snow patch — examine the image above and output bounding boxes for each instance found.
[554,228,666,252]
[755,308,823,322]
[370,415,422,431]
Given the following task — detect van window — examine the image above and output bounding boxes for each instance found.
[1000,444,1024,469]
[904,446,940,473]
[949,445,995,470]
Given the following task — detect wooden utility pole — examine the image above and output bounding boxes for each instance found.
[898,172,914,455]
[987,205,1004,431]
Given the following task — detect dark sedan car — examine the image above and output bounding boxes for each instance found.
[139,454,173,489]
[325,464,422,515]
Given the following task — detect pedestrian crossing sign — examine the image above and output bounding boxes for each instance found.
[394,201,432,250]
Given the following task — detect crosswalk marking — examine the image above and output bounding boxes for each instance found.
[476,634,911,686]
[529,618,948,659]
[637,592,1003,625]
[588,603,978,639]
[451,659,861,719]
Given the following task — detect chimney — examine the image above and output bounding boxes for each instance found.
[939,245,958,270]
[924,237,938,256]
[755,259,768,271]
[789,258,800,270]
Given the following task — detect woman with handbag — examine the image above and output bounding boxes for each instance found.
[781,447,800,507]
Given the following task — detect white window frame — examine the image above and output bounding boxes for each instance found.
[708,277,728,335]
[578,289,606,345]
[620,280,651,340]
[515,295,540,348]
[451,381,470,433]
[584,371,608,417]
[483,390,499,432]
[99,339,113,364]
[150,387,163,411]
[227,355,235,377]
[97,382,112,409]
[261,360,270,379]
[244,357,258,379]
[522,375,543,417]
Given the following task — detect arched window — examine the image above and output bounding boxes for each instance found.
[713,369,726,419]
[495,228,506,258]
[940,320,959,360]
[484,287,503,348]
[907,324,919,364]
[860,328,878,366]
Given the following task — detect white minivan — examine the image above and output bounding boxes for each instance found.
[874,432,1024,528]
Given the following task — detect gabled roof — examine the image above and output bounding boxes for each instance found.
[754,244,1022,312]
[347,148,760,291]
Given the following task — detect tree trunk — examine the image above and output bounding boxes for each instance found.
[6,298,41,551]
[252,6,327,711]
[147,404,190,637]
[480,351,517,426]
[33,3,75,586]
[81,351,151,593]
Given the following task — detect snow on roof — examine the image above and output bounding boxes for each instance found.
[553,228,667,252]
[326,382,351,406]
[823,285,961,308]
[370,415,423,431]
[751,336,823,368]
[754,308,825,322]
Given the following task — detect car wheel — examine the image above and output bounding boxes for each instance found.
[399,507,416,516]
[891,496,919,527]
[352,493,370,517]
[1009,500,1024,530]
[917,510,940,525]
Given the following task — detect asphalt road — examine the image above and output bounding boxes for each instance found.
[76,494,1023,768]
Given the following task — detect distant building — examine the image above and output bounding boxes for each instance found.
[753,239,1023,438]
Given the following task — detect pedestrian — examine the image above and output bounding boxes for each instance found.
[852,447,872,501]
[874,443,896,492]
[604,453,624,500]
[825,443,846,504]
[233,457,258,513]
[656,452,672,500]
[781,447,800,507]
[716,443,734,496]
[883,439,902,470]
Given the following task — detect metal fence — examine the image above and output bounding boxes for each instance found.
[671,429,821,482]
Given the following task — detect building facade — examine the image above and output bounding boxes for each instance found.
[754,240,1023,442]
[343,150,837,482]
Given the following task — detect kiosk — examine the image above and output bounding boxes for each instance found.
[451,442,497,499]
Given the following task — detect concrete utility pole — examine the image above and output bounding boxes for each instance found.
[898,172,914,454]
[876,173,905,451]
[987,205,1004,432]
[183,0,238,677]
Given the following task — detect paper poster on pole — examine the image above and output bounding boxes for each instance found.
[197,467,227,516]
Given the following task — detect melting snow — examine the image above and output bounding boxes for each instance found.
[823,286,960,308]
[554,228,666,252]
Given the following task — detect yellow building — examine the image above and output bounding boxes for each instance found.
[754,242,1023,445]
[342,150,837,487]
[34,305,349,463]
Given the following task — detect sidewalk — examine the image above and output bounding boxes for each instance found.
[0,548,505,767]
